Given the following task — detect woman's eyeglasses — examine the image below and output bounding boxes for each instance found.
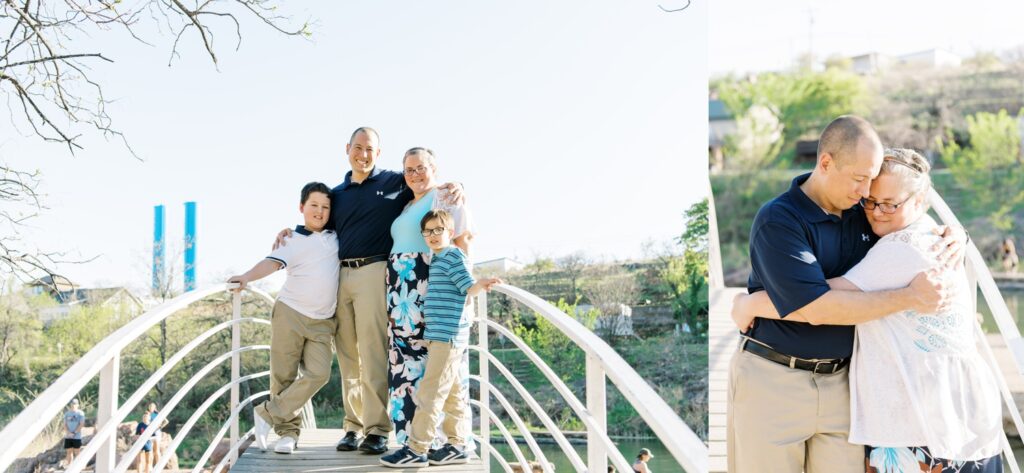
[404,165,430,176]
[860,193,916,214]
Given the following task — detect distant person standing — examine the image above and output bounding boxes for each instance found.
[146,402,167,467]
[63,398,85,468]
[633,448,653,473]
[135,412,154,473]
[1001,237,1019,273]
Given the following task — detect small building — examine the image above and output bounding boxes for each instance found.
[593,303,636,337]
[474,257,525,275]
[27,277,144,324]
[898,49,961,69]
[850,52,894,75]
[849,49,961,75]
[25,275,78,302]
[794,140,819,166]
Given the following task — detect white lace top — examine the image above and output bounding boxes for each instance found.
[843,215,1001,461]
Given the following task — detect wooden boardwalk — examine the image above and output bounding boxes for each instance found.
[708,287,744,473]
[231,429,485,472]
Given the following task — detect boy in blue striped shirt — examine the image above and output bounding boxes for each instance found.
[381,209,501,468]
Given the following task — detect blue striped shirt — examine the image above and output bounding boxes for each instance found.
[424,246,475,347]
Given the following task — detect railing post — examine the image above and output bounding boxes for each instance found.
[96,354,120,473]
[300,400,317,429]
[476,292,490,471]
[586,353,608,472]
[230,291,241,466]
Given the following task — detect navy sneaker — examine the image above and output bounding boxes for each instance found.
[380,446,428,468]
[428,444,468,465]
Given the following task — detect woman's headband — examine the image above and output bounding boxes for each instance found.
[883,156,924,174]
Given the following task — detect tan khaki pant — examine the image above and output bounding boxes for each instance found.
[408,341,468,454]
[255,301,336,440]
[727,344,862,473]
[334,261,392,436]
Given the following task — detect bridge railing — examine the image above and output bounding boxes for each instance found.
[2,281,707,473]
[928,190,1024,472]
[473,285,708,473]
[0,283,284,473]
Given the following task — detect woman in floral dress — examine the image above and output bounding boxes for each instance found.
[386,147,473,446]
[732,148,1002,472]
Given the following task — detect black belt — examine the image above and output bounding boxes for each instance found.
[340,254,388,269]
[741,338,849,374]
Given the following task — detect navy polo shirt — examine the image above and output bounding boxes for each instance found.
[329,167,413,260]
[746,173,877,359]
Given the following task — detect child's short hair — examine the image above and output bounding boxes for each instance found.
[301,182,331,204]
[420,209,453,231]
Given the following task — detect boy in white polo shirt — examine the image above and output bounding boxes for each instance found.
[227,182,339,454]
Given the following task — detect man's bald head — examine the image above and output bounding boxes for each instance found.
[817,115,882,167]
[349,126,380,146]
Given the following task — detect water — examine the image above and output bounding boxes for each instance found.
[978,288,1024,333]
[489,438,677,472]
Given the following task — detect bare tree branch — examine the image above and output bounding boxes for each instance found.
[3,52,111,68]
[0,0,309,284]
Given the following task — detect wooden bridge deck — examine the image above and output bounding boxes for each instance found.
[708,287,745,473]
[231,429,485,472]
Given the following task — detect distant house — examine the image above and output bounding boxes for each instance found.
[474,257,525,275]
[850,52,895,75]
[898,49,962,69]
[26,276,144,324]
[25,275,78,302]
[850,49,961,75]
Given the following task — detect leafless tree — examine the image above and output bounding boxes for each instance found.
[583,264,640,316]
[0,0,309,286]
[556,251,589,299]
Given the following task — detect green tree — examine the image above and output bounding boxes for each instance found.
[664,199,710,337]
[939,109,1024,231]
[723,105,784,170]
[717,69,869,167]
[512,298,598,381]
[681,199,709,251]
[0,291,47,376]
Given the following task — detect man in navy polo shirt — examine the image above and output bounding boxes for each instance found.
[276,127,462,454]
[726,116,959,472]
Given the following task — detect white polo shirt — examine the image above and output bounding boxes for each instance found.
[266,226,340,320]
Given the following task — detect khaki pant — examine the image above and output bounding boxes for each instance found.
[408,341,468,454]
[727,342,862,473]
[334,261,392,436]
[255,301,336,440]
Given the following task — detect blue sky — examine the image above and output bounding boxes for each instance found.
[712,0,1024,75]
[2,2,707,291]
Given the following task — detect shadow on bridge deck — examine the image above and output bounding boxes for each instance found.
[231,429,485,472]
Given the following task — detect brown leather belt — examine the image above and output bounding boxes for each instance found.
[740,337,849,374]
[340,254,388,269]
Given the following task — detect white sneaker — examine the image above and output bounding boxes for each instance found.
[274,436,296,454]
[253,413,271,451]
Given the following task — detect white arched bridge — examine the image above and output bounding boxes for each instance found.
[0,282,707,472]
[708,187,1024,472]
